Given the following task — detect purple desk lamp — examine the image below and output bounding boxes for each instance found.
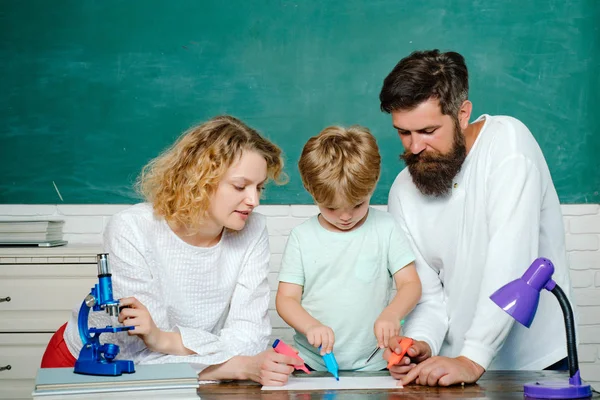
[490,257,592,399]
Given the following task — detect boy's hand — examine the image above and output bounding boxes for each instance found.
[306,324,335,355]
[374,309,401,348]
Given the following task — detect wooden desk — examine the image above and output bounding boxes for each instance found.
[197,371,599,399]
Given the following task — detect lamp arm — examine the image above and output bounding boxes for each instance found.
[550,284,578,378]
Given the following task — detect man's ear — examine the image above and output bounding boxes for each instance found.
[458,100,472,130]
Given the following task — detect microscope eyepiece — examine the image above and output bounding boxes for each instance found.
[97,253,111,276]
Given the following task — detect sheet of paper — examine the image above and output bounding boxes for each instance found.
[262,376,402,391]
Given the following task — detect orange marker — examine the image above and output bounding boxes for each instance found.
[386,337,414,369]
[272,339,311,374]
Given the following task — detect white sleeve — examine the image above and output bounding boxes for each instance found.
[178,225,271,358]
[460,154,542,369]
[388,188,448,356]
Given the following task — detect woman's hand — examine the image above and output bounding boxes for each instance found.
[118,296,162,352]
[306,324,335,355]
[243,349,297,386]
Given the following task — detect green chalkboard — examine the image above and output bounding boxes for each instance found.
[1,1,598,204]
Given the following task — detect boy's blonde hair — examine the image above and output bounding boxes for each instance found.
[137,115,286,230]
[298,125,381,207]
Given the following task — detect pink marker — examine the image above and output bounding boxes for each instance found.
[272,339,311,374]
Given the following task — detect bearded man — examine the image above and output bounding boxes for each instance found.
[380,50,573,386]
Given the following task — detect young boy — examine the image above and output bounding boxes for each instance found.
[276,125,422,372]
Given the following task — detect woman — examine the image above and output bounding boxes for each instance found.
[41,115,297,386]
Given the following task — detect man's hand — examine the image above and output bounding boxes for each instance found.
[399,356,485,387]
[383,336,432,379]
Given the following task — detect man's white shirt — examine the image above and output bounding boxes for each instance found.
[388,115,573,370]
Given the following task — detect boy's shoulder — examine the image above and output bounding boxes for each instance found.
[367,207,397,228]
[288,214,320,237]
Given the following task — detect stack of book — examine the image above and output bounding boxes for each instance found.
[0,220,67,247]
[32,363,200,399]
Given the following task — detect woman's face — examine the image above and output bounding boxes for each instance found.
[207,150,268,231]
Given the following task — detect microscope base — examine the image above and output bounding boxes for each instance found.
[74,359,135,376]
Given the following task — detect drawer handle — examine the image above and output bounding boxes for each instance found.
[0,365,11,372]
[0,297,10,303]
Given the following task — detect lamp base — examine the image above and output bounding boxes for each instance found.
[524,380,592,399]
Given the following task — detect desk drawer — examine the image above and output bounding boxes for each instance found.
[0,264,96,332]
[0,333,53,380]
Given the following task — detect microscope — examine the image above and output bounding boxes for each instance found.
[74,253,135,376]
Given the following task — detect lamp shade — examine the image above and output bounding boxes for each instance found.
[489,258,555,328]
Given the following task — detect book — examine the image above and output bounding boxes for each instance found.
[0,220,64,233]
[0,220,66,247]
[0,231,64,241]
[32,363,199,398]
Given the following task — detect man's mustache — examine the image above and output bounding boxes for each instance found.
[401,151,446,165]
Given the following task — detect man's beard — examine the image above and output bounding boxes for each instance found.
[401,122,467,197]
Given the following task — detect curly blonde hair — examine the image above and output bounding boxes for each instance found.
[298,125,381,207]
[137,115,286,230]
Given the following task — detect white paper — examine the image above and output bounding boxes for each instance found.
[262,376,402,391]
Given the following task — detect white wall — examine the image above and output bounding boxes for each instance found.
[1,203,599,386]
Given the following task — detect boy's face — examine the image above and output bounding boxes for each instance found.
[317,195,371,232]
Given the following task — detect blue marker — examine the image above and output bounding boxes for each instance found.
[319,346,339,381]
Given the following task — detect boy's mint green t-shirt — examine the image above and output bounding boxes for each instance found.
[278,207,415,371]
